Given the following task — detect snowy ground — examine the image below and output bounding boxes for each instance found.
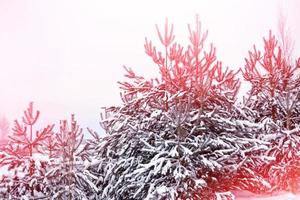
[235,191,300,200]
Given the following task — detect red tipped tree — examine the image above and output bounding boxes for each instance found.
[243,31,300,192]
[243,31,300,128]
[87,16,268,200]
[44,114,97,199]
[0,102,55,198]
[7,102,54,157]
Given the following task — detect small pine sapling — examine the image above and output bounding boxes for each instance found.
[56,114,83,172]
[0,102,55,198]
[7,102,54,157]
[45,114,97,199]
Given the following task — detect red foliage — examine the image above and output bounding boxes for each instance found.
[7,102,54,157]
[120,16,240,114]
[243,31,300,128]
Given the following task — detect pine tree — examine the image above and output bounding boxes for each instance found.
[0,105,97,199]
[44,114,97,199]
[0,102,54,198]
[87,16,268,199]
[242,30,300,192]
[7,102,54,157]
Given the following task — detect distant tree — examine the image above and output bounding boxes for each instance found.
[277,10,294,64]
[0,116,9,140]
[87,16,268,200]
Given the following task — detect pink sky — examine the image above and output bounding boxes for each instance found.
[0,0,299,134]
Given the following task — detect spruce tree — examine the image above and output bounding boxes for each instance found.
[0,102,54,198]
[44,114,97,199]
[87,16,268,199]
[242,31,300,192]
[8,102,54,157]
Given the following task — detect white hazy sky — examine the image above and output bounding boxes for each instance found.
[0,0,299,134]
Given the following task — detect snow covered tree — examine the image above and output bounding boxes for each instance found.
[0,105,97,199]
[242,30,300,192]
[0,102,54,199]
[87,16,269,199]
[43,114,97,199]
[0,153,51,199]
[243,31,300,129]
